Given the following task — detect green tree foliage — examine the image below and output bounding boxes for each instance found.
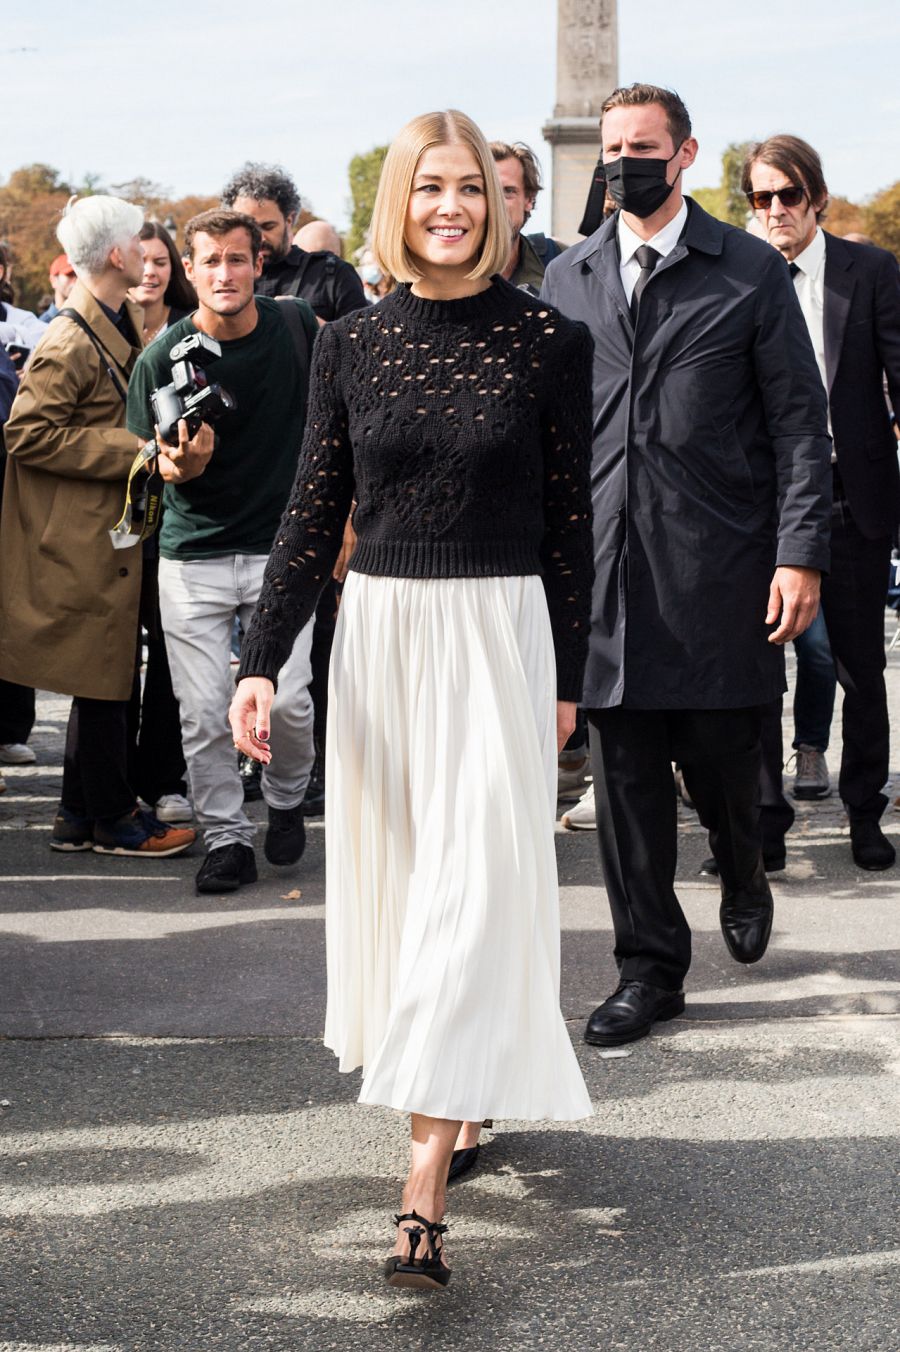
[824,195,866,236]
[5,163,70,197]
[720,142,754,226]
[346,145,389,258]
[0,163,219,310]
[863,181,900,256]
[691,186,726,219]
[692,142,754,227]
[0,166,73,310]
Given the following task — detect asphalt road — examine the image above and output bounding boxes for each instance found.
[1,633,898,1351]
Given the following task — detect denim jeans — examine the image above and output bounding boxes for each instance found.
[791,606,836,752]
[159,554,315,851]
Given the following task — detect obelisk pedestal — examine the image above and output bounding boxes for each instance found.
[542,0,618,243]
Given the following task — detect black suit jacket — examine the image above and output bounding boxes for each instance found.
[824,232,900,538]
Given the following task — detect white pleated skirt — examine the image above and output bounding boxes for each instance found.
[323,572,592,1123]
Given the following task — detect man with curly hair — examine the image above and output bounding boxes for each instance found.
[221,161,366,323]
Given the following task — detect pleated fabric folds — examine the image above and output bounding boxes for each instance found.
[323,573,592,1122]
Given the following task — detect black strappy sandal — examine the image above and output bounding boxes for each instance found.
[384,1210,451,1290]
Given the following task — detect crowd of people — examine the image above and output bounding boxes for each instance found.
[0,83,898,1289]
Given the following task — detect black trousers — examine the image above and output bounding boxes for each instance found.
[820,500,892,821]
[758,500,891,823]
[759,697,796,845]
[0,678,35,744]
[587,705,765,991]
[61,695,134,822]
[126,627,186,805]
[126,558,186,805]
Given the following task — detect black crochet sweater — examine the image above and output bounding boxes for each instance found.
[238,276,595,701]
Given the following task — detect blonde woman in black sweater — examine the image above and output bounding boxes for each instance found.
[229,109,594,1290]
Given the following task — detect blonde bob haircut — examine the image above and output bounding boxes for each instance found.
[370,109,511,284]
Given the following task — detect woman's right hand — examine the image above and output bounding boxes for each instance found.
[228,677,275,765]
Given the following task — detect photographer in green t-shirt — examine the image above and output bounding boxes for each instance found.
[126,208,319,896]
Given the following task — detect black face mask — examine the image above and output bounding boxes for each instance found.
[604,145,683,218]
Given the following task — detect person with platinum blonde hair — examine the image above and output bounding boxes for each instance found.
[57,195,145,280]
[0,194,197,861]
[229,108,595,1290]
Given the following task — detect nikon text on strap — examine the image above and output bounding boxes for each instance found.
[109,439,164,549]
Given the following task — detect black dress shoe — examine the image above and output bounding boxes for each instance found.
[264,805,306,865]
[447,1144,479,1183]
[585,981,685,1047]
[447,1119,492,1184]
[195,843,257,895]
[850,820,896,871]
[700,847,785,877]
[301,747,325,817]
[719,887,774,965]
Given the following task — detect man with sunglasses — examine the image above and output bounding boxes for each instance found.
[542,84,832,1048]
[744,136,900,871]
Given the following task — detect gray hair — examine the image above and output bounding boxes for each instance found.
[57,195,144,278]
[221,163,301,220]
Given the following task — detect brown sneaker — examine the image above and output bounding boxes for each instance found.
[93,808,196,857]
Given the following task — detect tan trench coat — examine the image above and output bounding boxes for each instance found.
[0,282,145,700]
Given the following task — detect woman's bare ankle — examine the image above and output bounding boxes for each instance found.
[454,1120,483,1151]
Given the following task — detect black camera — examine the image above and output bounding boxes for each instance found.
[150,332,236,443]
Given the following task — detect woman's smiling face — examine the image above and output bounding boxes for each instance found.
[404,141,487,277]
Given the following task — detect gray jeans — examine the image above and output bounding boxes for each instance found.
[159,554,315,851]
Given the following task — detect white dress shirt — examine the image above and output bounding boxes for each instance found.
[617,199,688,306]
[789,227,832,442]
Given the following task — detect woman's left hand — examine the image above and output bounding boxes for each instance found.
[557,700,577,754]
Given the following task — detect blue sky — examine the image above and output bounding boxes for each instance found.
[3,0,899,237]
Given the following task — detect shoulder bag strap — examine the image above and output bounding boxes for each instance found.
[275,296,310,372]
[58,307,128,404]
[286,251,314,299]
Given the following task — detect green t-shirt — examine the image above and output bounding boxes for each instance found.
[126,297,317,559]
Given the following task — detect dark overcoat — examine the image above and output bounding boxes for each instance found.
[542,200,832,711]
[822,231,900,539]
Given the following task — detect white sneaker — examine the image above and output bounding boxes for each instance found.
[0,742,36,764]
[558,754,590,801]
[561,781,596,830]
[154,793,193,823]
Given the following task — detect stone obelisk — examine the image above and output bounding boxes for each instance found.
[542,0,618,242]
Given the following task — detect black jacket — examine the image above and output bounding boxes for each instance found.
[255,245,367,321]
[823,232,900,538]
[542,199,832,711]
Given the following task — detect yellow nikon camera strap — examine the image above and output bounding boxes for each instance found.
[109,440,164,550]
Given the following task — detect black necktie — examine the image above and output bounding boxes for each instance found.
[631,245,660,322]
[788,262,800,278]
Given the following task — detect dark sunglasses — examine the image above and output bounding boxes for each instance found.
[746,186,806,210]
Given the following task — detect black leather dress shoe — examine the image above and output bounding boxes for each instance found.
[719,891,774,964]
[700,847,785,877]
[584,981,685,1047]
[850,820,896,871]
[447,1144,480,1183]
[447,1119,493,1184]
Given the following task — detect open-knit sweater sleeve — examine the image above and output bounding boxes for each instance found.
[238,321,353,683]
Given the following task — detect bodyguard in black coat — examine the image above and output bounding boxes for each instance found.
[745,135,900,872]
[542,85,832,1047]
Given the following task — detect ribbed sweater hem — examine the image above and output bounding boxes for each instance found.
[348,538,543,579]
